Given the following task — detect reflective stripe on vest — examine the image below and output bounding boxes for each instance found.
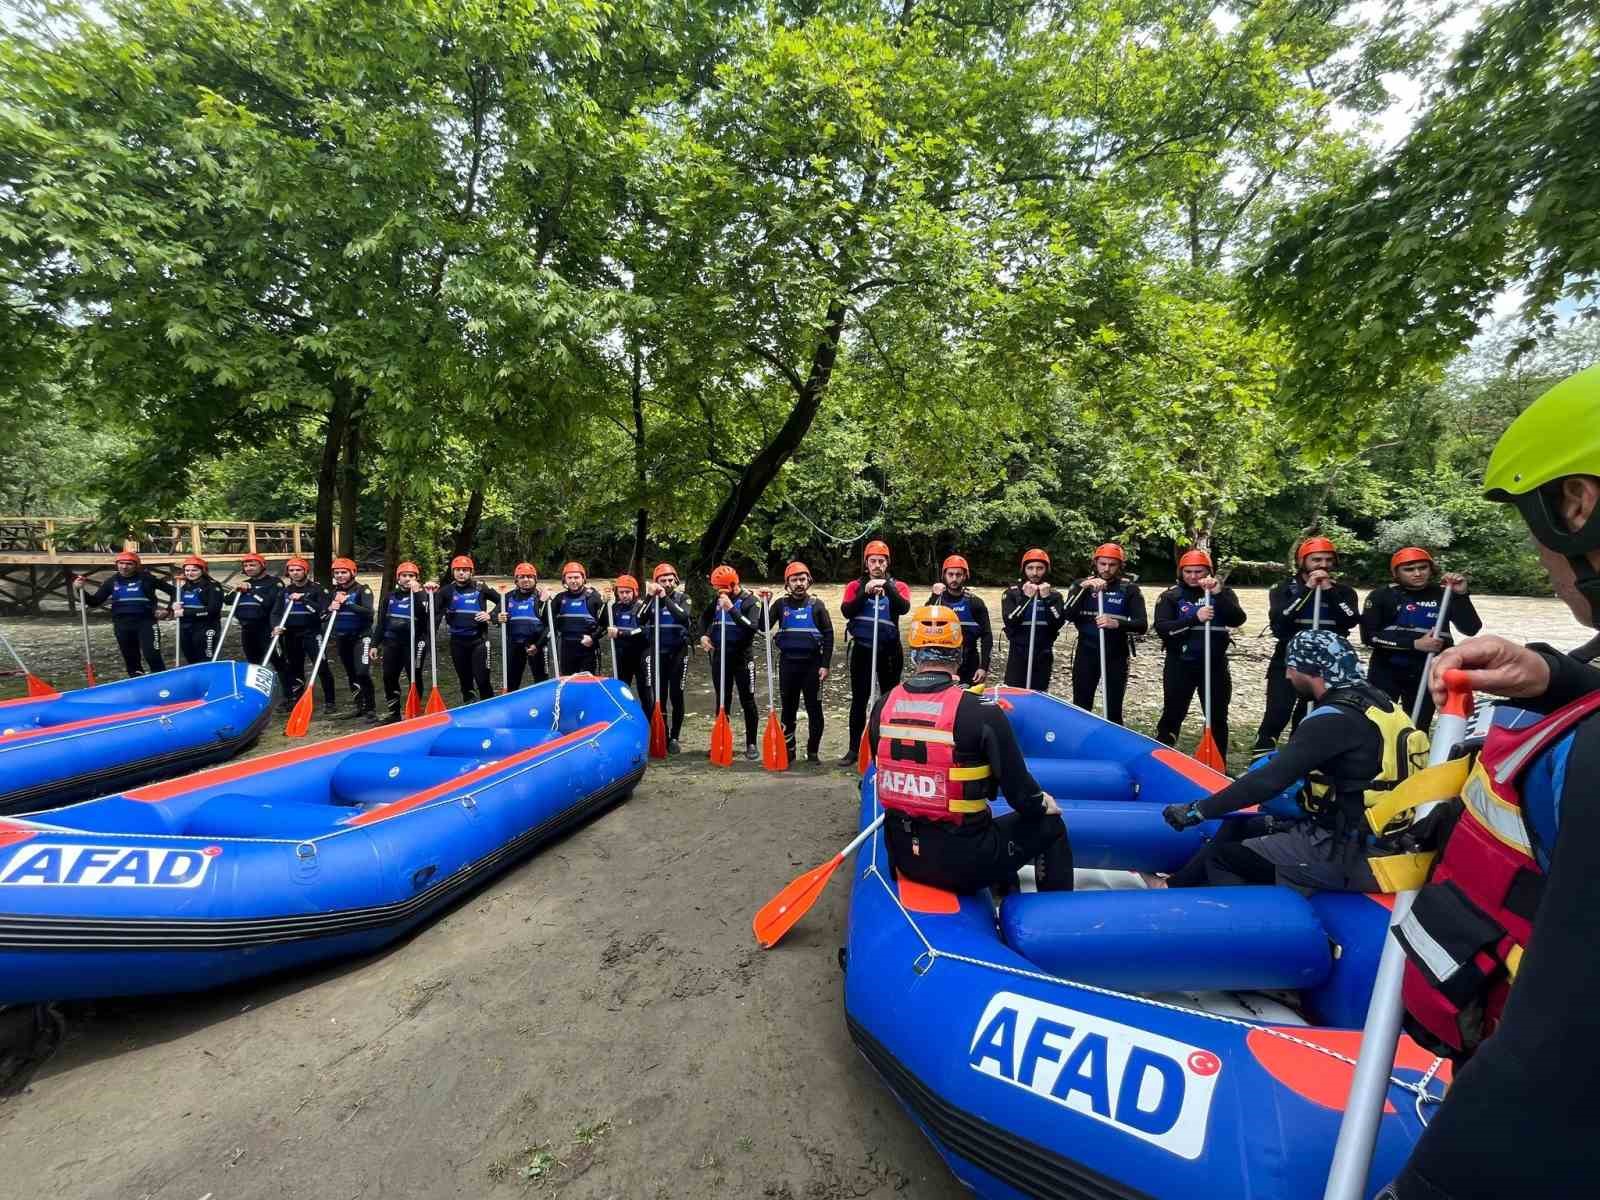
[503,590,545,637]
[874,684,991,823]
[555,591,598,639]
[847,590,899,643]
[775,600,824,655]
[446,586,486,637]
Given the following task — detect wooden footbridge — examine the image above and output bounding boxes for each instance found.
[0,516,310,612]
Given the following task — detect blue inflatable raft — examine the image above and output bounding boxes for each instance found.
[0,661,277,816]
[844,687,1449,1199]
[0,675,645,1002]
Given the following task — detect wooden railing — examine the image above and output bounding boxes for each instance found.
[0,516,307,563]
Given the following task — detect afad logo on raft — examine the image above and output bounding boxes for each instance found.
[969,991,1221,1160]
[0,844,221,888]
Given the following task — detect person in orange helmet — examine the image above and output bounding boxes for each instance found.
[167,554,224,666]
[229,552,282,671]
[699,565,763,760]
[270,556,335,710]
[435,554,501,702]
[499,563,548,692]
[1359,547,1479,730]
[379,561,430,721]
[1251,535,1360,756]
[641,563,693,752]
[551,562,605,675]
[928,554,992,685]
[1065,543,1148,721]
[1002,548,1068,691]
[766,561,834,763]
[75,549,175,676]
[328,557,377,720]
[1153,549,1248,755]
[838,539,913,764]
[606,574,647,698]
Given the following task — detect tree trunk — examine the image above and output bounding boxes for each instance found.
[338,411,363,561]
[450,487,486,580]
[629,346,648,579]
[687,299,849,596]
[313,386,355,578]
[378,486,404,618]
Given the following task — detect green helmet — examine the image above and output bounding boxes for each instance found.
[1485,363,1600,619]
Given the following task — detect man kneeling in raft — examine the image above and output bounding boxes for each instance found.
[1162,629,1428,891]
[867,605,1073,893]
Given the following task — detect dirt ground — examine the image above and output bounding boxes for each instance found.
[0,579,1590,1198]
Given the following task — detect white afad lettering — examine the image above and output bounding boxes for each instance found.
[968,991,1221,1160]
[879,769,941,800]
[0,844,217,888]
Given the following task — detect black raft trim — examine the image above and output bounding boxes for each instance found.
[0,764,643,951]
[847,1014,1152,1200]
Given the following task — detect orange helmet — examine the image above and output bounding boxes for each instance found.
[1390,547,1434,574]
[513,562,537,578]
[285,556,310,572]
[450,554,474,571]
[1178,549,1213,572]
[1092,543,1124,563]
[615,574,640,593]
[561,561,587,580]
[710,565,739,591]
[784,561,810,580]
[331,556,357,574]
[1021,548,1051,568]
[182,554,207,570]
[1297,536,1337,564]
[652,562,677,582]
[115,550,142,565]
[396,561,420,577]
[863,539,891,564]
[241,552,265,567]
[942,554,970,576]
[907,605,964,650]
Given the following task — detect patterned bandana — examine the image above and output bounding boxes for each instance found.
[1285,629,1364,688]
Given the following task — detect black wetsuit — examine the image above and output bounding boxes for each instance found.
[924,589,993,684]
[868,672,1073,892]
[1064,578,1148,722]
[232,573,283,667]
[550,586,606,677]
[330,581,376,715]
[271,581,334,704]
[437,580,500,703]
[767,593,835,758]
[1361,584,1483,731]
[641,591,694,742]
[609,598,647,699]
[500,585,549,692]
[999,583,1068,692]
[840,576,913,752]
[173,576,225,665]
[700,591,762,747]
[378,585,431,720]
[1252,578,1360,754]
[1389,650,1600,1200]
[82,570,174,675]
[1153,583,1248,755]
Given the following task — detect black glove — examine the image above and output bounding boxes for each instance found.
[1163,802,1203,831]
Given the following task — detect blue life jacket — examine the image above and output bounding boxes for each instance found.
[279,583,320,629]
[177,580,214,621]
[555,589,599,642]
[503,588,546,641]
[235,574,278,624]
[775,598,824,657]
[383,589,420,638]
[1074,584,1130,636]
[939,593,982,652]
[1387,589,1446,663]
[647,594,690,652]
[847,590,899,644]
[709,595,754,648]
[109,575,159,620]
[332,585,371,635]
[613,600,642,634]
[1171,586,1229,663]
[445,584,488,639]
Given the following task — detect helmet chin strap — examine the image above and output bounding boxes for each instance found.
[1570,555,1600,628]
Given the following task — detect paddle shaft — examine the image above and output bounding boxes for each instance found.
[1410,589,1455,725]
[608,599,618,679]
[841,812,887,862]
[407,584,416,678]
[211,589,244,662]
[78,591,96,679]
[718,606,727,714]
[427,590,440,687]
[173,576,183,666]
[301,609,339,700]
[1025,594,1038,690]
[1312,585,1322,631]
[762,593,776,710]
[546,597,562,677]
[653,591,662,701]
[1096,588,1107,714]
[0,626,34,676]
[1323,687,1471,1200]
[869,582,880,706]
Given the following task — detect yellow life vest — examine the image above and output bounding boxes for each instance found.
[1301,688,1431,835]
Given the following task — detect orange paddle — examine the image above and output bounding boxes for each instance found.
[709,609,734,767]
[284,611,338,737]
[754,814,886,948]
[760,591,787,771]
[402,581,421,719]
[1194,580,1228,773]
[0,628,56,697]
[423,586,446,714]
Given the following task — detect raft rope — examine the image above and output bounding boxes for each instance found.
[780,492,887,547]
[859,819,1447,1116]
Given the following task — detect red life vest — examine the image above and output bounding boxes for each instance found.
[874,683,992,824]
[1397,691,1600,1057]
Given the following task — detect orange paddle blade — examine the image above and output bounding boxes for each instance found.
[762,708,788,771]
[425,687,446,714]
[710,709,734,767]
[753,853,845,948]
[403,682,420,720]
[1195,726,1227,773]
[25,673,57,698]
[85,665,98,687]
[648,701,668,759]
[284,688,315,738]
[856,728,871,775]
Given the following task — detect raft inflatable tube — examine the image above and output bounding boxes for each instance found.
[0,661,277,816]
[0,675,645,1003]
[843,686,1449,1199]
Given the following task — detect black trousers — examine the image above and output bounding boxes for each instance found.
[1253,648,1308,753]
[1155,654,1232,756]
[380,634,427,717]
[886,810,1074,893]
[615,645,646,702]
[1071,640,1129,725]
[280,626,334,703]
[1368,654,1432,731]
[847,640,905,749]
[710,644,759,745]
[554,638,598,676]
[506,638,549,692]
[176,619,219,666]
[778,656,825,756]
[239,620,276,669]
[1003,646,1054,691]
[449,635,492,703]
[640,647,689,739]
[334,633,375,709]
[112,619,165,675]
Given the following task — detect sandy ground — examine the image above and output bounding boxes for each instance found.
[0,580,1590,1198]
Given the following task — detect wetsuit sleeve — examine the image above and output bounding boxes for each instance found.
[1521,646,1600,714]
[154,575,177,602]
[972,595,993,669]
[1153,590,1187,639]
[888,580,912,614]
[1448,592,1483,638]
[204,581,224,621]
[1570,631,1600,665]
[1331,585,1361,634]
[307,584,330,619]
[1393,717,1600,1199]
[1269,581,1306,638]
[1365,588,1420,651]
[840,579,864,618]
[83,577,114,607]
[732,595,758,630]
[975,702,1046,818]
[1122,586,1148,635]
[1062,583,1089,617]
[1044,591,1069,633]
[1001,587,1028,630]
[815,603,835,666]
[1215,588,1247,628]
[1195,708,1370,819]
[269,591,290,626]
